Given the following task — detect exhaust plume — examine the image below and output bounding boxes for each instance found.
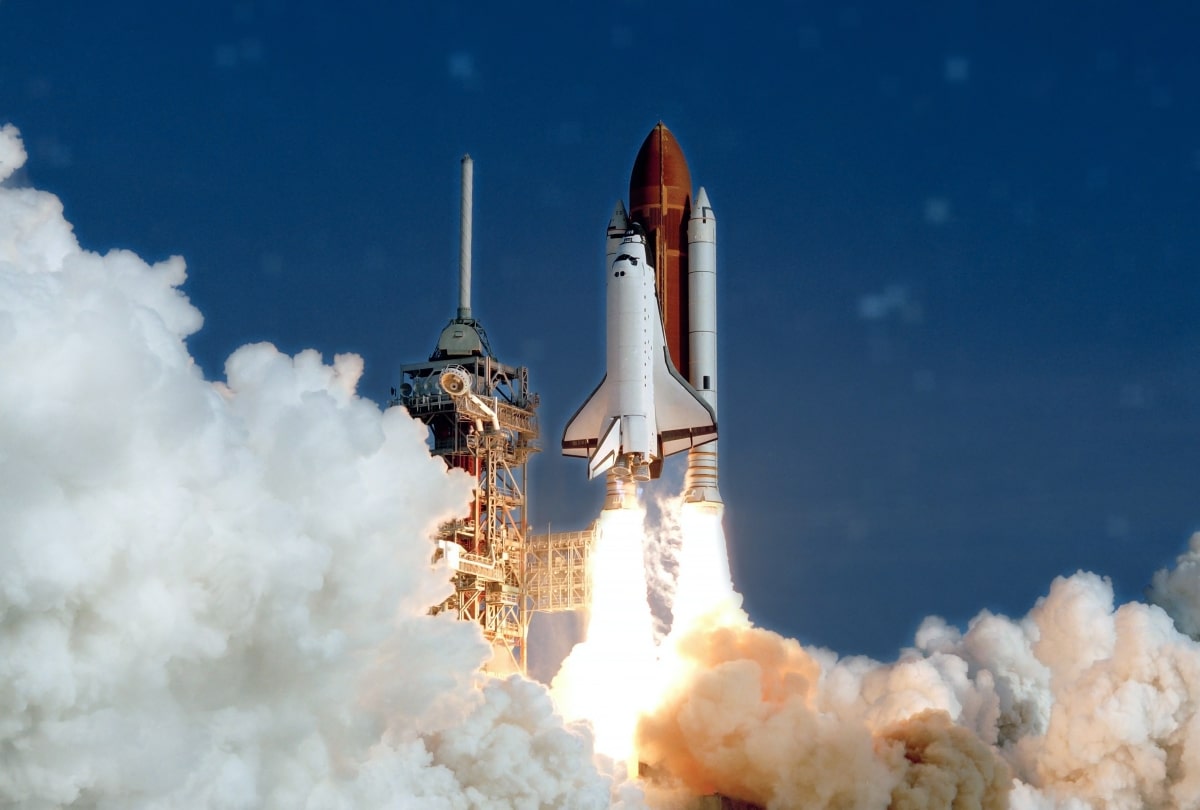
[552,508,660,764]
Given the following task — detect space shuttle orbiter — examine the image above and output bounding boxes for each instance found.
[561,227,716,483]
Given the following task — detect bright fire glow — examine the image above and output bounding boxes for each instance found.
[552,497,746,767]
[551,507,659,763]
[649,501,748,723]
[670,503,742,633]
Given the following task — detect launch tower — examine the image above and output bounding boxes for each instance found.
[391,156,540,671]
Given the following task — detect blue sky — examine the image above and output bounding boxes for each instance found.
[3,0,1198,660]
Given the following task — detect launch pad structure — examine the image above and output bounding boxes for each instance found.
[390,156,594,672]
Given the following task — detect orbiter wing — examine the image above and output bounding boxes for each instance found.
[653,347,717,458]
[562,375,609,458]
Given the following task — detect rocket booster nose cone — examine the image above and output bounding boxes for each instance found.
[692,186,714,218]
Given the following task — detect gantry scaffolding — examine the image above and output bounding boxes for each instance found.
[393,325,599,670]
[392,323,540,671]
[526,527,594,614]
[392,154,596,673]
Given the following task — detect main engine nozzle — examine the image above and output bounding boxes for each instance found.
[611,453,652,482]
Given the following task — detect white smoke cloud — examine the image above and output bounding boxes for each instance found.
[642,494,685,642]
[0,124,617,809]
[1148,532,1200,639]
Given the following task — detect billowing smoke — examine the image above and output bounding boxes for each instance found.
[636,510,1200,809]
[1148,532,1200,639]
[0,124,618,808]
[637,607,1010,809]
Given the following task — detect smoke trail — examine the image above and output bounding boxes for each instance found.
[641,495,684,643]
[0,124,617,809]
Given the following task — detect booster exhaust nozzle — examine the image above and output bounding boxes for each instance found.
[683,444,722,508]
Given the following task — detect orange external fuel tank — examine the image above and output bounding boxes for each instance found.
[628,122,693,377]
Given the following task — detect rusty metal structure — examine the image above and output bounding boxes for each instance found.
[392,155,596,672]
[388,156,536,670]
[394,304,599,670]
[394,341,539,670]
[395,338,597,670]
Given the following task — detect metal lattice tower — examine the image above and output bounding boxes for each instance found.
[391,155,599,673]
[393,347,539,671]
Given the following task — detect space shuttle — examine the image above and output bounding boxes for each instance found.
[562,225,716,483]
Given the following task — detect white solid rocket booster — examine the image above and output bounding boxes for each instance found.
[684,187,722,507]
